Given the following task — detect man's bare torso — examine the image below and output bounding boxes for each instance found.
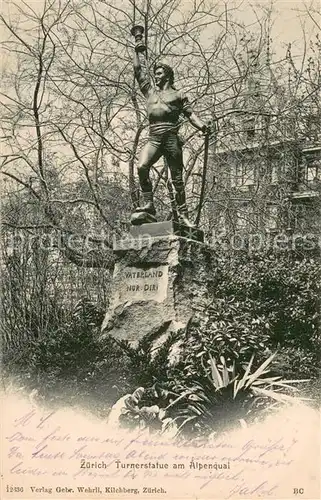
[146,87,184,124]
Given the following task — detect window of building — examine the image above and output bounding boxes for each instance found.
[281,150,297,181]
[306,163,318,181]
[281,116,297,139]
[306,115,320,142]
[217,213,226,233]
[301,151,321,183]
[231,163,255,188]
[244,118,256,140]
[236,209,247,229]
[243,164,255,186]
[230,164,239,187]
[292,204,306,231]
[261,115,271,138]
[266,205,278,230]
[306,160,320,181]
[236,204,251,229]
[271,162,278,184]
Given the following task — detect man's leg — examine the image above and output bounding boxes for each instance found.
[164,134,193,226]
[136,139,162,214]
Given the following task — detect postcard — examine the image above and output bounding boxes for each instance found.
[1,0,320,499]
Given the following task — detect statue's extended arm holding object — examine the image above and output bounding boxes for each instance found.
[132,31,151,96]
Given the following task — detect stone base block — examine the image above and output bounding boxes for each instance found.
[130,220,204,242]
[100,229,216,352]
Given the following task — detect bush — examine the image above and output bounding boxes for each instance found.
[184,297,271,371]
[2,299,143,415]
[197,251,321,382]
[271,346,320,380]
[214,252,320,351]
[112,353,307,439]
[3,250,320,420]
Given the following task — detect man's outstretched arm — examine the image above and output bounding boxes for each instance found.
[133,44,151,96]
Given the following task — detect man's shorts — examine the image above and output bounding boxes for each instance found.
[148,122,184,158]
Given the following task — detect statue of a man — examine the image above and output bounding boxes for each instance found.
[132,36,210,227]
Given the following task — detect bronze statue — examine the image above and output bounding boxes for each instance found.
[131,25,210,227]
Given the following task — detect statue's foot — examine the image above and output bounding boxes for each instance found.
[134,203,156,216]
[135,192,156,216]
[131,211,157,226]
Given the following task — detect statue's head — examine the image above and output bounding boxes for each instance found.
[153,63,175,87]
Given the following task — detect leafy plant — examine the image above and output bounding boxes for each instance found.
[183,296,271,372]
[165,352,309,437]
[270,346,320,381]
[213,252,320,352]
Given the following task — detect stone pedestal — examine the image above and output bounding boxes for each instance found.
[100,222,216,351]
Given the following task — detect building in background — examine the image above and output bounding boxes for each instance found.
[207,45,321,241]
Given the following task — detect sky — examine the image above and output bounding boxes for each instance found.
[2,0,319,57]
[240,0,319,56]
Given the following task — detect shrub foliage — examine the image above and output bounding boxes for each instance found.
[2,251,320,422]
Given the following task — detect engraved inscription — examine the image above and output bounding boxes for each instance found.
[125,270,164,279]
[115,265,168,303]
